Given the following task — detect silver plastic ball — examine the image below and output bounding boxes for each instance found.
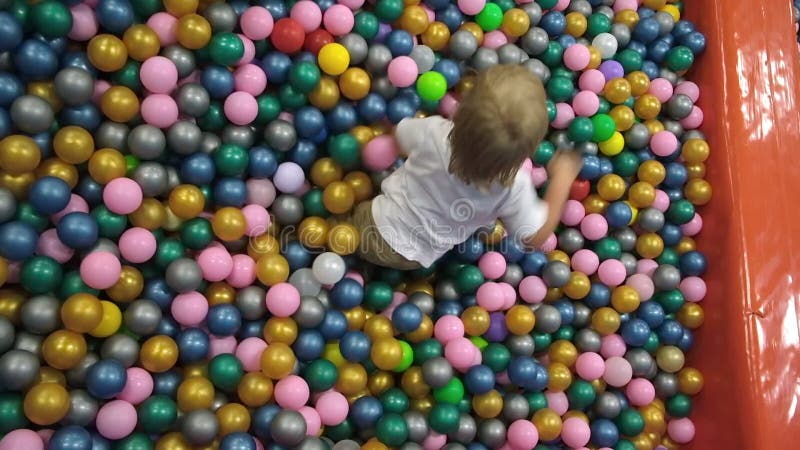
[521,27,549,56]
[448,30,478,61]
[365,44,393,74]
[521,2,542,26]
[339,34,369,66]
[293,296,326,328]
[614,227,638,252]
[653,264,681,291]
[620,253,637,276]
[0,187,17,223]
[332,440,361,450]
[450,414,477,443]
[95,121,129,152]
[270,409,307,447]
[264,119,297,152]
[296,437,330,450]
[176,83,210,118]
[13,331,42,358]
[654,372,680,398]
[272,195,304,225]
[435,279,459,301]
[533,304,562,333]
[10,95,53,134]
[522,58,550,83]
[63,389,99,426]
[574,328,602,352]
[611,23,631,48]
[638,208,665,232]
[65,353,99,388]
[572,303,593,329]
[653,11,675,35]
[124,299,162,336]
[576,141,599,155]
[289,268,322,297]
[199,131,221,154]
[167,120,202,155]
[501,264,524,287]
[470,48,498,71]
[371,75,398,99]
[683,130,706,142]
[132,162,169,197]
[624,123,651,150]
[0,315,14,354]
[497,44,524,64]
[409,45,436,73]
[502,394,530,422]
[558,228,585,254]
[0,349,39,391]
[181,409,219,445]
[161,45,196,79]
[594,391,622,419]
[222,125,255,148]
[567,0,592,15]
[165,258,203,293]
[422,357,453,388]
[203,2,237,32]
[667,94,694,120]
[128,124,166,160]
[20,295,61,335]
[54,67,95,106]
[662,119,685,138]
[408,291,435,316]
[100,333,140,368]
[235,286,267,320]
[542,260,570,288]
[660,68,679,84]
[478,418,506,449]
[404,410,429,443]
[626,348,657,377]
[506,334,535,357]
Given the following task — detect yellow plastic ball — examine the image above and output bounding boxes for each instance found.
[548,340,578,367]
[260,342,296,379]
[563,271,591,299]
[263,317,298,345]
[362,439,389,450]
[177,376,215,411]
[592,307,621,335]
[308,76,341,110]
[298,216,329,248]
[139,335,179,373]
[327,223,360,255]
[677,303,705,329]
[634,94,662,121]
[656,345,685,373]
[344,171,374,203]
[611,285,641,313]
[628,181,656,208]
[547,362,573,392]
[635,232,664,259]
[610,105,636,131]
[164,0,198,17]
[87,34,128,72]
[604,78,631,104]
[323,181,355,214]
[0,135,41,175]
[462,306,490,336]
[501,8,530,37]
[599,131,625,156]
[324,342,346,366]
[87,148,126,184]
[24,383,70,425]
[256,254,289,286]
[637,160,666,185]
[677,367,704,395]
[472,390,503,418]
[533,409,563,441]
[36,158,79,188]
[53,126,94,164]
[564,11,587,37]
[237,372,274,407]
[60,293,103,333]
[398,5,429,35]
[216,403,251,436]
[176,14,212,49]
[318,43,350,76]
[339,67,371,101]
[626,71,651,96]
[101,86,140,123]
[421,22,450,51]
[371,338,403,370]
[212,207,246,241]
[337,363,368,395]
[42,329,87,370]
[597,173,627,201]
[123,24,161,61]
[129,198,166,230]
[168,184,205,219]
[310,157,343,188]
[0,172,34,199]
[505,305,535,335]
[685,178,712,205]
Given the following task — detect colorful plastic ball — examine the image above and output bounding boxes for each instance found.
[271,18,305,54]
[24,382,70,425]
[28,176,70,215]
[79,251,121,290]
[86,359,127,400]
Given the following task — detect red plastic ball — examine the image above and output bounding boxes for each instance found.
[271,18,306,54]
[305,29,335,55]
[570,179,591,201]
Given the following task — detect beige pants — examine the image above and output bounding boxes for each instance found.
[345,201,421,271]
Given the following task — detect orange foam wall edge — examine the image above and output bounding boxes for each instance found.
[684,0,800,448]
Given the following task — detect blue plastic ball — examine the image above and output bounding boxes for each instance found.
[392,303,423,333]
[665,188,684,203]
[76,178,104,207]
[316,0,334,11]
[97,0,135,34]
[553,300,575,325]
[29,176,71,215]
[585,283,611,308]
[62,51,97,75]
[432,59,460,88]
[207,304,242,336]
[326,102,358,133]
[520,251,548,275]
[633,17,660,44]
[620,318,651,347]
[330,278,364,309]
[606,202,633,229]
[0,109,9,139]
[642,60,659,79]
[294,107,326,139]
[287,140,318,170]
[262,0,289,19]
[672,20,695,38]
[213,177,247,207]
[32,132,53,159]
[457,236,485,263]
[677,328,694,351]
[423,0,450,11]
[86,359,127,399]
[153,370,181,397]
[658,223,683,247]
[647,39,672,64]
[626,41,648,59]
[248,146,279,178]
[464,364,495,394]
[220,432,257,450]
[0,73,23,107]
[143,278,174,310]
[540,11,566,36]
[386,97,416,124]
[0,12,22,52]
[156,316,180,337]
[14,39,59,80]
[177,328,210,363]
[557,35,577,49]
[507,357,549,391]
[385,30,414,56]
[261,52,293,84]
[57,212,100,250]
[318,309,348,340]
[636,300,665,328]
[434,300,462,319]
[180,153,216,185]
[252,404,282,440]
[679,251,707,276]
[498,237,525,263]
[293,329,325,361]
[239,320,266,339]
[0,221,37,261]
[202,65,236,99]
[657,319,684,345]
[580,154,602,180]
[340,331,371,363]
[283,240,312,271]
[350,396,383,428]
[60,103,102,131]
[49,425,92,450]
[436,4,463,32]
[357,93,388,123]
[590,419,620,447]
[664,162,689,188]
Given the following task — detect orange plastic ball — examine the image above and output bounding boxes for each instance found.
[53,126,94,164]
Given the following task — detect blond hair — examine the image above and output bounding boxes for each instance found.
[449,64,548,186]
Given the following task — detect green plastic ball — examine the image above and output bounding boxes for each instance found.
[208,32,245,66]
[31,0,72,39]
[655,290,685,314]
[666,46,695,72]
[482,343,511,372]
[475,3,503,31]
[154,239,185,269]
[278,84,308,111]
[380,387,410,414]
[611,151,640,177]
[657,248,679,266]
[125,155,140,174]
[494,0,515,12]
[15,202,48,232]
[546,75,574,103]
[526,392,548,412]
[568,117,594,143]
[534,141,556,166]
[615,440,637,450]
[553,325,574,341]
[586,13,612,37]
[208,353,244,391]
[591,114,617,142]
[546,100,557,121]
[428,403,460,434]
[328,133,361,170]
[395,340,414,372]
[213,144,249,177]
[354,11,380,40]
[0,393,28,434]
[455,265,484,294]
[615,49,643,73]
[594,237,622,260]
[132,0,163,18]
[374,0,404,22]
[137,395,178,434]
[113,432,154,450]
[379,268,404,287]
[59,270,100,299]
[112,61,143,93]
[416,71,447,102]
[643,332,660,353]
[289,62,322,94]
[198,102,228,131]
[302,188,330,217]
[540,42,565,68]
[325,420,355,441]
[598,97,612,114]
[364,281,393,310]
[413,339,443,365]
[666,199,695,224]
[566,380,596,410]
[375,413,409,447]
[303,359,338,392]
[433,378,465,404]
[615,408,645,436]
[20,256,62,295]
[180,218,214,250]
[666,393,693,418]
[533,332,552,351]
[256,94,282,125]
[536,0,558,9]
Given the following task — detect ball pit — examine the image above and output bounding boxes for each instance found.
[0,0,725,449]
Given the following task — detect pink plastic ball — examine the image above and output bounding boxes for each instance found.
[141,94,179,128]
[197,246,234,282]
[626,273,654,300]
[636,259,658,276]
[667,418,696,444]
[675,81,700,102]
[140,56,178,94]
[438,93,459,118]
[478,252,506,280]
[235,337,267,372]
[0,429,43,450]
[103,177,142,215]
[80,251,121,290]
[626,378,656,406]
[545,391,569,415]
[680,276,707,302]
[224,91,258,126]
[444,337,476,370]
[146,12,177,46]
[562,417,591,448]
[234,64,268,95]
[648,78,674,103]
[298,406,321,436]
[92,80,110,103]
[575,352,605,380]
[323,4,354,36]
[458,0,486,15]
[171,291,209,326]
[362,134,398,171]
[476,282,505,312]
[68,4,98,41]
[291,1,322,32]
[580,213,608,240]
[273,162,306,193]
[681,213,703,236]
[680,106,704,129]
[499,282,517,310]
[578,69,605,93]
[603,355,633,387]
[552,102,575,129]
[95,400,137,440]
[387,56,418,88]
[650,130,679,157]
[36,229,74,264]
[117,367,153,405]
[564,44,591,71]
[35,430,52,447]
[246,179,277,207]
[208,335,238,358]
[315,391,349,426]
[519,276,547,303]
[652,189,670,212]
[433,315,464,343]
[597,259,626,286]
[482,30,508,49]
[118,227,157,264]
[612,0,638,13]
[51,194,89,223]
[554,0,569,10]
[338,0,365,9]
[274,375,310,410]
[571,249,599,275]
[601,335,627,358]
[540,233,558,253]
[423,432,447,450]
[530,166,548,188]
[266,282,301,317]
[241,7,274,40]
[572,90,600,116]
[507,419,539,450]
[241,204,270,237]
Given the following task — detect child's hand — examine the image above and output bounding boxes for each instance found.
[547,149,583,181]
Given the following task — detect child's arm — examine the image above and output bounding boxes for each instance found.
[523,150,583,249]
[394,117,435,157]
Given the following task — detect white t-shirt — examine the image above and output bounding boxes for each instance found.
[371,115,548,268]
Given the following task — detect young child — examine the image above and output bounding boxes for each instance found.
[352,64,583,270]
